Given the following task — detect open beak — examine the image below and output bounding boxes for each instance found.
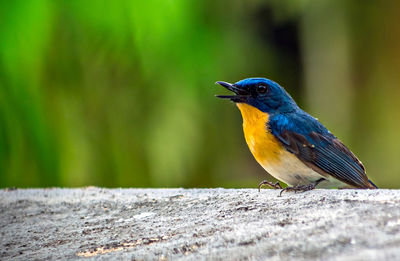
[215,81,249,103]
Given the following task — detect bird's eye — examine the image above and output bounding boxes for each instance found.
[257,84,268,94]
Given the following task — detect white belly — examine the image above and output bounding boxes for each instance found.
[259,149,348,188]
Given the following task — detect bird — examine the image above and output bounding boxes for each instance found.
[216,78,377,195]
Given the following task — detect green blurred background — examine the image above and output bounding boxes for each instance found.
[1,0,399,188]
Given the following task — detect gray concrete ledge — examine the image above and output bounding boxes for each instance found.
[1,188,400,260]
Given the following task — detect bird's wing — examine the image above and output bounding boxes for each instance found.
[269,113,372,188]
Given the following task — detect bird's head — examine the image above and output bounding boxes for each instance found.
[216,78,298,113]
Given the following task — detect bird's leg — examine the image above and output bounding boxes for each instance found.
[279,178,325,197]
[258,180,282,192]
[279,184,315,197]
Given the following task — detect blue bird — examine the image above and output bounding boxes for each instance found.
[216,78,377,194]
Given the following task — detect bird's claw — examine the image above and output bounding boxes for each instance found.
[258,180,283,192]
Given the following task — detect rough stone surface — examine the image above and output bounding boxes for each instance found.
[1,188,400,260]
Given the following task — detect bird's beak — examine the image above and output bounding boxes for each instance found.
[215,81,249,103]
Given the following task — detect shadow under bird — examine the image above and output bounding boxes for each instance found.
[216,78,377,195]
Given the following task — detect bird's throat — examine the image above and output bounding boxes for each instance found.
[236,103,282,165]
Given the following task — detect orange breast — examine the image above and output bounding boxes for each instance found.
[236,103,282,166]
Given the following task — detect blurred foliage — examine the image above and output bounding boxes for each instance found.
[0,0,399,188]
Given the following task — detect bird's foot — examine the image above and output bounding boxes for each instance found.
[279,178,325,196]
[258,180,282,192]
[279,183,316,197]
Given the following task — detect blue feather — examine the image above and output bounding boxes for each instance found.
[269,110,371,188]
